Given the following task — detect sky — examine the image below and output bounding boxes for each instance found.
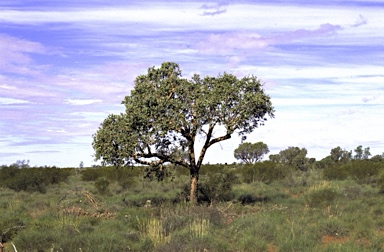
[1,0,383,167]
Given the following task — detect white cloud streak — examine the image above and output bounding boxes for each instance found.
[65,99,102,105]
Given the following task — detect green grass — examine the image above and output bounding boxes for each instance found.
[1,165,384,251]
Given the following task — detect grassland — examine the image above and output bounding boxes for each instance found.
[1,163,384,251]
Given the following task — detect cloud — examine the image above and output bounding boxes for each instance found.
[0,6,200,27]
[200,2,229,9]
[27,150,60,154]
[0,33,50,75]
[0,97,30,105]
[0,84,17,90]
[200,2,229,16]
[352,15,367,27]
[201,9,227,16]
[65,99,102,106]
[0,152,20,158]
[0,33,46,54]
[276,23,343,43]
[196,23,343,55]
[196,32,268,54]
[362,96,380,103]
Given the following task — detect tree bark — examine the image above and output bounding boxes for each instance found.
[189,167,199,205]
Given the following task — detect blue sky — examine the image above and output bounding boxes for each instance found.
[1,1,383,167]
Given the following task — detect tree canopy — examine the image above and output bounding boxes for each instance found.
[92,62,274,203]
[234,141,270,164]
[270,146,310,171]
[354,145,371,160]
[330,146,352,164]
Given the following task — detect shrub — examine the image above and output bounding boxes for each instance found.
[198,169,238,204]
[0,217,26,243]
[323,160,383,183]
[323,165,349,180]
[0,165,71,193]
[0,164,20,183]
[348,160,381,183]
[240,161,288,184]
[179,169,238,204]
[306,188,338,207]
[237,194,269,205]
[81,166,142,188]
[81,167,104,181]
[378,174,384,194]
[115,168,137,189]
[200,164,229,175]
[94,177,111,195]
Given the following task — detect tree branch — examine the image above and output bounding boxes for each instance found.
[134,151,190,168]
[196,123,223,168]
[134,157,165,167]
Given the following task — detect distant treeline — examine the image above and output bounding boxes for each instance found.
[0,161,72,193]
[1,157,384,197]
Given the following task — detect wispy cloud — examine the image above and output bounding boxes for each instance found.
[352,14,368,27]
[201,9,226,16]
[0,97,30,105]
[0,33,50,75]
[196,23,343,55]
[0,152,20,158]
[277,23,343,42]
[200,2,228,16]
[65,99,102,106]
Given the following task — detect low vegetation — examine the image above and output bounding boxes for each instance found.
[1,157,384,251]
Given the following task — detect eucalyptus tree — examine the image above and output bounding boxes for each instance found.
[330,146,352,164]
[354,145,371,160]
[92,62,274,204]
[277,146,309,171]
[234,141,270,164]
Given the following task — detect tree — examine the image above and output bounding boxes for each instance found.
[354,145,363,160]
[330,146,352,164]
[234,141,269,164]
[363,147,371,160]
[92,62,274,204]
[278,146,309,171]
[354,145,371,160]
[269,154,281,163]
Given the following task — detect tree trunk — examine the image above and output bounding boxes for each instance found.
[189,168,199,205]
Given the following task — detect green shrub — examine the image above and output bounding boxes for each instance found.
[81,166,143,189]
[200,164,230,175]
[115,168,137,189]
[348,160,382,183]
[240,161,288,184]
[81,167,104,181]
[198,169,238,203]
[378,174,384,194]
[0,165,71,193]
[324,161,383,183]
[237,193,269,205]
[179,170,237,204]
[94,177,111,195]
[0,164,20,183]
[323,165,349,180]
[0,217,26,243]
[306,188,338,207]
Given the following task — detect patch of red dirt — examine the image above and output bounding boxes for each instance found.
[267,244,277,252]
[321,235,348,244]
[354,238,371,247]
